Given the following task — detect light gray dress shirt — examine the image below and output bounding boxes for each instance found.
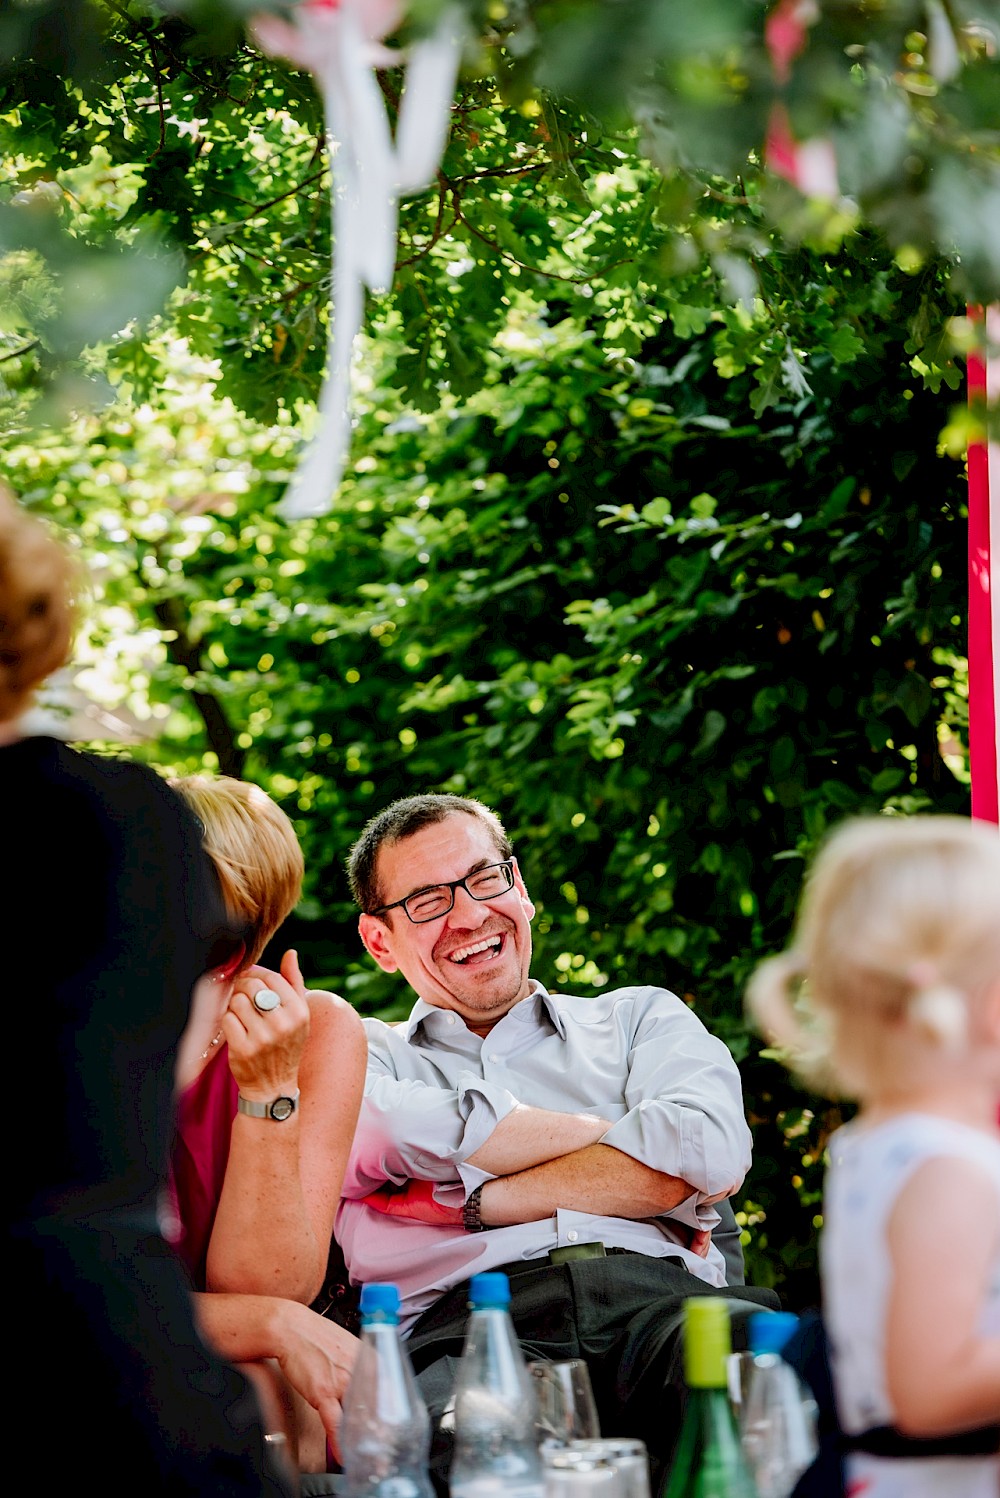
[336,982,752,1331]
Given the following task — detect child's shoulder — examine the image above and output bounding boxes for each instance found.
[831,1111,1000,1183]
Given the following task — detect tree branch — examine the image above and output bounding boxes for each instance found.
[449,191,632,286]
[230,168,327,225]
[0,339,39,365]
[152,594,246,778]
[395,174,453,270]
[703,185,751,206]
[449,159,548,185]
[146,35,167,162]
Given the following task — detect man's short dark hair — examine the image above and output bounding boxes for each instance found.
[348,794,513,914]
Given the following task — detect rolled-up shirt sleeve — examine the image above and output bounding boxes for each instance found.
[342,1048,520,1197]
[598,987,752,1201]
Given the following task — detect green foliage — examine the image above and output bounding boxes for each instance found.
[1,0,998,429]
[6,228,971,1300]
[1,0,989,1303]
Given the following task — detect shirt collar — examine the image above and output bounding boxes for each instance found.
[403,979,567,1041]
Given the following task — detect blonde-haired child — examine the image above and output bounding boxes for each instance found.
[748,815,1000,1498]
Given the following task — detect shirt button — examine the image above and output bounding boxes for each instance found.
[567,1230,579,1242]
[488,1053,499,1063]
[446,1015,456,1025]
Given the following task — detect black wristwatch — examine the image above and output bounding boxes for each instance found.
[463,1184,487,1232]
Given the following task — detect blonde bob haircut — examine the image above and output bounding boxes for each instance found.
[171,775,304,969]
[747,815,1000,1099]
[0,488,78,724]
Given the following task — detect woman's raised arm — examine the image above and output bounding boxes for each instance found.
[206,948,367,1304]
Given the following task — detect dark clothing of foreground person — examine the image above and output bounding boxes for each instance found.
[6,736,289,1495]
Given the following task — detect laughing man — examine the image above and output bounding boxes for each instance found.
[335,793,777,1484]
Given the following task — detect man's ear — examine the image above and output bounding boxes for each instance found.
[359,913,400,973]
[511,857,535,922]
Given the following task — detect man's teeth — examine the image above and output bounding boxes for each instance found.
[448,936,502,964]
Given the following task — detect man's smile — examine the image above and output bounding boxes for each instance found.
[444,932,506,966]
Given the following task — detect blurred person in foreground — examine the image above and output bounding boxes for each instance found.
[749,815,1000,1498]
[1,488,291,1493]
[169,774,366,1472]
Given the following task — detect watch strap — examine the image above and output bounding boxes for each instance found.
[463,1184,487,1232]
[237,1089,300,1122]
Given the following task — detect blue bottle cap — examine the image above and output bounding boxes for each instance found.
[359,1282,401,1321]
[469,1271,511,1308]
[748,1311,799,1355]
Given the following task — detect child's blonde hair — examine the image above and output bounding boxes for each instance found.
[0,488,78,723]
[747,815,1000,1097]
[171,775,304,969]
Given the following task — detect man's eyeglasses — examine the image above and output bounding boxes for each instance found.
[370,860,515,924]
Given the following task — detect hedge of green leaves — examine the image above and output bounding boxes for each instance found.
[9,238,970,1299]
[3,1,985,1302]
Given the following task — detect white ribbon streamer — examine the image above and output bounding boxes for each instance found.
[253,1,463,518]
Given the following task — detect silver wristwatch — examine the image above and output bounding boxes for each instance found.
[237,1089,300,1122]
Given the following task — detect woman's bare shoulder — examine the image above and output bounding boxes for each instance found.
[305,988,366,1042]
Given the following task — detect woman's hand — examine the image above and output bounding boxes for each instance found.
[270,1300,359,1463]
[223,949,311,1101]
[193,1291,358,1464]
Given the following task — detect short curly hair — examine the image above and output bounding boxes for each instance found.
[348,793,512,914]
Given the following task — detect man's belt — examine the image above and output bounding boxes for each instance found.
[502,1243,647,1275]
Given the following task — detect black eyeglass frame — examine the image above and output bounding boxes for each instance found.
[368,859,516,924]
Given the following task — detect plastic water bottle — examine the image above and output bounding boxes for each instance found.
[738,1313,817,1498]
[450,1271,546,1498]
[340,1282,435,1498]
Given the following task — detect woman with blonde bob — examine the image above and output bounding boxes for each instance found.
[170,773,366,1473]
[748,815,1000,1498]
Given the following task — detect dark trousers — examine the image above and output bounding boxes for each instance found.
[407,1252,780,1494]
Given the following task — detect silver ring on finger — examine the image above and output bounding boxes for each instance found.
[253,988,282,1014]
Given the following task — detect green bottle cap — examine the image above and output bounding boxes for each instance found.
[683,1297,732,1389]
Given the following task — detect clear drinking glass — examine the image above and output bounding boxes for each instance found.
[569,1440,651,1498]
[528,1359,601,1445]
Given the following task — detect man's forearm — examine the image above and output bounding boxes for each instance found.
[478,1142,695,1225]
[466,1105,609,1176]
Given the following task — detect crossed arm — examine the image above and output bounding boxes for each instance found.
[345,993,750,1230]
[467,1105,701,1224]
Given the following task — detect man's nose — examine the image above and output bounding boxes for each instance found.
[449,882,491,926]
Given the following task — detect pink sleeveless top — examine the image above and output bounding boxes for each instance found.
[168,1045,238,1289]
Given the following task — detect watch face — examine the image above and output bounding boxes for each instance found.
[270,1095,296,1122]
